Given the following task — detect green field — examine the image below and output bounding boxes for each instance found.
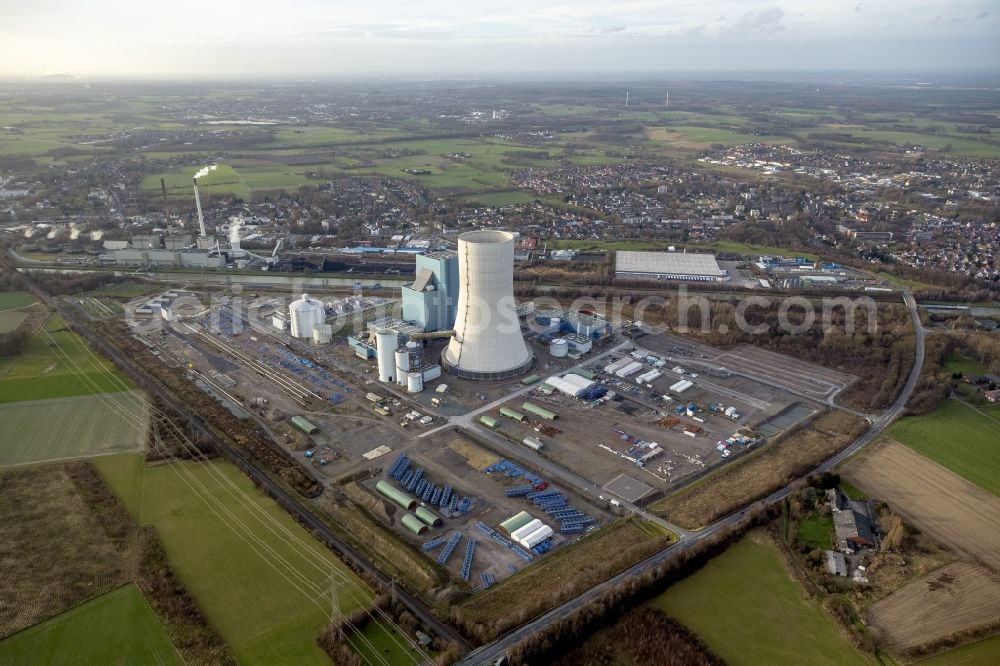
[459,190,536,206]
[916,634,1000,665]
[0,393,148,467]
[0,585,182,666]
[796,513,834,551]
[0,317,131,403]
[94,454,373,665]
[706,239,820,260]
[651,531,868,666]
[889,400,1000,496]
[0,292,36,311]
[347,619,426,666]
[942,353,989,377]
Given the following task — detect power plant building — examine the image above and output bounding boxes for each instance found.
[402,250,459,332]
[442,231,532,380]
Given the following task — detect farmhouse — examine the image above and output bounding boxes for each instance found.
[824,550,848,577]
[828,489,876,553]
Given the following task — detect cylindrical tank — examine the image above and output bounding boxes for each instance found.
[406,340,422,368]
[549,338,568,358]
[289,293,325,339]
[395,349,410,372]
[406,372,424,393]
[311,323,333,344]
[375,329,397,383]
[442,231,532,379]
[549,317,561,332]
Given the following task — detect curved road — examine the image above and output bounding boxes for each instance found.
[457,290,924,665]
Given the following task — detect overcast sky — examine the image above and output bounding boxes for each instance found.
[1,0,996,78]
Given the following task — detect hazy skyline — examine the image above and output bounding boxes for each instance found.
[1,0,997,78]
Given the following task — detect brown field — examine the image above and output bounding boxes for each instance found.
[453,517,672,642]
[447,437,499,471]
[844,440,1000,573]
[0,463,133,638]
[653,410,867,529]
[867,561,1000,651]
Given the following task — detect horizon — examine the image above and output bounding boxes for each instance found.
[1,0,997,78]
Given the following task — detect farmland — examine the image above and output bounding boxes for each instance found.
[650,531,868,666]
[94,454,373,666]
[866,561,1000,653]
[0,585,182,666]
[0,292,35,311]
[917,634,1000,665]
[0,392,148,467]
[0,316,131,404]
[652,411,868,529]
[844,440,1000,572]
[888,400,1000,496]
[844,439,1000,658]
[0,463,132,638]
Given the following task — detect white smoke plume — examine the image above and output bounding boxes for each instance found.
[194,164,218,180]
[229,217,242,244]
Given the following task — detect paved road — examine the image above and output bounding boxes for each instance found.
[456,290,924,665]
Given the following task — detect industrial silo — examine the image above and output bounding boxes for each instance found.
[442,231,532,379]
[406,372,424,393]
[289,293,325,339]
[311,323,333,344]
[549,338,568,357]
[375,329,397,383]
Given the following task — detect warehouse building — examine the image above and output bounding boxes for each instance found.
[615,251,727,282]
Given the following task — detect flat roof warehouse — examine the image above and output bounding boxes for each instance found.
[615,251,727,282]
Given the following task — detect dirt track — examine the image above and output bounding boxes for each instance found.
[867,561,1000,650]
[845,439,1000,573]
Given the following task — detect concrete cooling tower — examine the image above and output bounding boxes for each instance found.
[442,230,532,380]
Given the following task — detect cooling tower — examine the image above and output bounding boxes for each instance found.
[442,231,532,380]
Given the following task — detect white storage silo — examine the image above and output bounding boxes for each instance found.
[406,372,424,393]
[311,324,333,344]
[548,317,561,333]
[549,338,568,358]
[289,293,325,339]
[442,230,532,379]
[375,329,397,383]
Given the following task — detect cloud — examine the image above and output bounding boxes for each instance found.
[854,3,864,13]
[975,11,990,20]
[723,6,785,35]
[599,25,628,34]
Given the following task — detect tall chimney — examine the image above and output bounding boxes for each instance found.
[193,177,207,237]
